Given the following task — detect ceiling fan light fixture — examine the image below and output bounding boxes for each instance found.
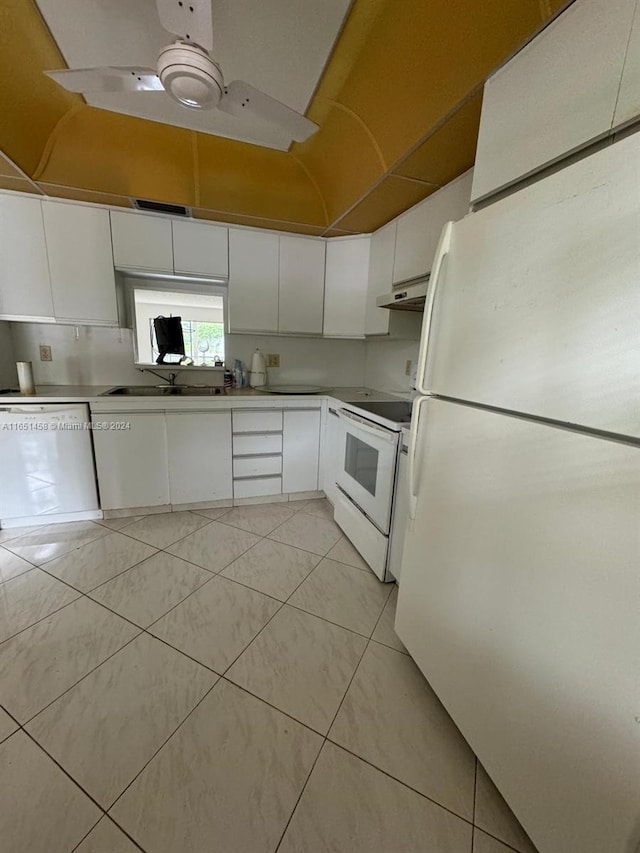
[157,42,223,110]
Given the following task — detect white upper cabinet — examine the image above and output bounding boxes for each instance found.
[323,236,371,338]
[393,170,472,284]
[42,201,117,325]
[278,236,325,334]
[0,194,54,320]
[614,0,640,127]
[471,0,637,203]
[172,219,228,278]
[228,229,279,333]
[365,220,396,335]
[110,210,173,272]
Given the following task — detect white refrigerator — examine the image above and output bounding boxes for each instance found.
[396,131,640,853]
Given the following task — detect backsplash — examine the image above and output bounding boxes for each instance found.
[8,323,368,388]
[364,338,420,395]
[4,323,420,393]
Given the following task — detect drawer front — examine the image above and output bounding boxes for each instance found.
[233,433,283,455]
[233,410,283,433]
[233,455,282,478]
[233,476,282,499]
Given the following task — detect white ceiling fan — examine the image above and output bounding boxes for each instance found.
[44,0,319,143]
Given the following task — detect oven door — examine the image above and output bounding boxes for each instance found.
[335,408,400,534]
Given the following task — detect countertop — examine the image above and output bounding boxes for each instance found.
[0,385,408,405]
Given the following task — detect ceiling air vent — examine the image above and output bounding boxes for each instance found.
[132,199,191,217]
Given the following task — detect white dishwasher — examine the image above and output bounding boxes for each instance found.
[0,403,100,527]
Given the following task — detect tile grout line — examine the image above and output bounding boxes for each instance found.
[69,815,148,853]
[323,737,478,830]
[112,512,219,551]
[104,679,220,822]
[272,570,389,852]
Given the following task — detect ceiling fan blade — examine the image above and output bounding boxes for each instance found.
[45,67,164,94]
[219,81,319,143]
[156,0,213,52]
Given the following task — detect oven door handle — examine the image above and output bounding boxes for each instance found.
[337,408,399,444]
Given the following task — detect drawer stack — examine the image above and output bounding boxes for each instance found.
[232,409,283,499]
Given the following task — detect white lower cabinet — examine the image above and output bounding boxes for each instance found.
[93,405,322,510]
[93,413,170,510]
[321,405,341,505]
[231,406,321,498]
[283,409,321,494]
[166,411,232,504]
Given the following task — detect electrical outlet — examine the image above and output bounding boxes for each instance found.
[405,359,412,376]
[39,345,52,362]
[267,353,280,368]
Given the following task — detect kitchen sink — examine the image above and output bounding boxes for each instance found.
[102,386,223,396]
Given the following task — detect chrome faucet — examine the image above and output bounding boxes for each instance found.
[138,368,180,386]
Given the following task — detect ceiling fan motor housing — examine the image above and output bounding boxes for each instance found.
[157,42,223,109]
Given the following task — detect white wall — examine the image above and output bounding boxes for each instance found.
[0,322,17,388]
[9,322,367,388]
[364,338,420,395]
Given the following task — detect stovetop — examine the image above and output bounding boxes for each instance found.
[347,400,413,425]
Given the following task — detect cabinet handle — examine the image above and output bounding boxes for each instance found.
[408,396,428,520]
[415,220,453,396]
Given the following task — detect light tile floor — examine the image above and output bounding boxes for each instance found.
[0,498,537,853]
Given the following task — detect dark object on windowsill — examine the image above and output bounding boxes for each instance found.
[153,315,185,364]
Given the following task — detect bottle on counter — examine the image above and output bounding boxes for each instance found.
[233,359,244,388]
[249,348,267,388]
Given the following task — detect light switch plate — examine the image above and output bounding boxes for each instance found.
[39,345,52,362]
[267,353,280,368]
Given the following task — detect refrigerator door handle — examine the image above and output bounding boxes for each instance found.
[416,220,453,396]
[408,395,428,521]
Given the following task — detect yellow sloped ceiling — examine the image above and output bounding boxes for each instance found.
[0,0,564,233]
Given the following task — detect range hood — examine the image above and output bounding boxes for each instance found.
[376,275,430,311]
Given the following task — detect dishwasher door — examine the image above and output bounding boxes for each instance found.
[0,403,99,522]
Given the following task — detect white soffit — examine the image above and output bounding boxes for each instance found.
[36,0,351,150]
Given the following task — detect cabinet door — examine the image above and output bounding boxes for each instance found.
[614,0,640,128]
[282,408,321,494]
[278,236,325,334]
[172,220,229,278]
[0,195,54,320]
[228,229,279,333]
[393,170,472,284]
[166,411,233,504]
[110,210,173,272]
[321,405,341,505]
[43,202,117,324]
[323,237,370,338]
[471,0,636,202]
[92,413,169,509]
[365,220,396,335]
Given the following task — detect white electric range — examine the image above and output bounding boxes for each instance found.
[330,399,411,582]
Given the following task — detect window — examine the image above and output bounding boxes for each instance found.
[132,287,226,365]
